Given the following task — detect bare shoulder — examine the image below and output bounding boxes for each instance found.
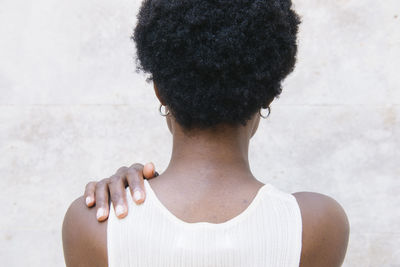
[62,196,108,267]
[292,192,350,267]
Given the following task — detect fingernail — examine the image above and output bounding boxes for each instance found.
[133,190,143,202]
[96,208,106,220]
[85,196,92,206]
[115,205,126,217]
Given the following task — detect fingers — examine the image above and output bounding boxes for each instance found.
[95,179,110,222]
[126,164,146,205]
[109,173,129,219]
[84,181,97,207]
[86,163,157,222]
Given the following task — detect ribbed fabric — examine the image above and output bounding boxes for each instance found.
[107,179,302,267]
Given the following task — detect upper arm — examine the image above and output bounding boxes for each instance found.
[62,196,108,267]
[293,192,350,267]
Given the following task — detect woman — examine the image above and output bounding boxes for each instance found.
[62,0,349,266]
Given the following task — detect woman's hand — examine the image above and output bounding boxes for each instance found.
[84,162,158,222]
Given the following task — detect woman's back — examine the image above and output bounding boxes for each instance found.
[107,179,302,267]
[63,174,349,267]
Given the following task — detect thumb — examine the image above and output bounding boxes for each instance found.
[143,162,156,179]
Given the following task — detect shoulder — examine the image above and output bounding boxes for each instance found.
[292,192,349,267]
[62,196,108,267]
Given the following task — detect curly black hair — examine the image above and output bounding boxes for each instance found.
[132,0,300,129]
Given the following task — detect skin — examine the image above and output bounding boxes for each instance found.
[83,163,157,221]
[62,84,350,267]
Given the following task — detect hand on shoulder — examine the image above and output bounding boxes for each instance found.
[62,162,157,267]
[293,192,350,267]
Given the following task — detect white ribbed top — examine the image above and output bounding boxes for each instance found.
[107,179,302,267]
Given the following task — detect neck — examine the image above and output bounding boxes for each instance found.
[161,124,256,188]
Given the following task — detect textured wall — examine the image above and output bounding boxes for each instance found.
[0,0,399,266]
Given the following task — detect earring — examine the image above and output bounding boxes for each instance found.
[159,104,170,116]
[259,107,271,119]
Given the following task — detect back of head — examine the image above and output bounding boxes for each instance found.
[133,0,300,130]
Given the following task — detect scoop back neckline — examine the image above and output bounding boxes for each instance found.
[143,179,272,228]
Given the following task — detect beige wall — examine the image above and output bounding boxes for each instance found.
[0,0,399,266]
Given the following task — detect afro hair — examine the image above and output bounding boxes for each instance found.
[133,0,300,129]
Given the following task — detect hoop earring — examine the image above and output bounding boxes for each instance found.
[259,107,271,119]
[159,104,170,116]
